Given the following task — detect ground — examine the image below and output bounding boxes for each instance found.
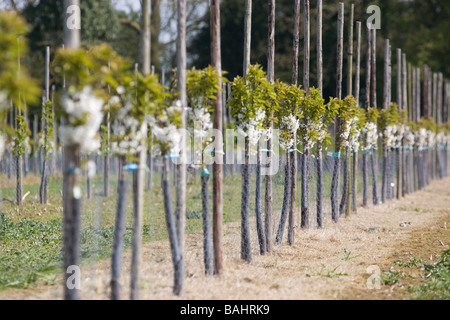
[1,176,449,300]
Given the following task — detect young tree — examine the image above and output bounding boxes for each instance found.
[274,82,301,243]
[228,64,273,261]
[107,60,165,299]
[186,66,224,275]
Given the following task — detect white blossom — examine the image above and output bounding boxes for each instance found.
[342,117,360,151]
[414,128,428,150]
[59,86,104,152]
[362,122,378,150]
[403,126,415,148]
[85,160,96,178]
[279,114,299,150]
[236,107,266,146]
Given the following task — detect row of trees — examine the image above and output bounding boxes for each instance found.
[1,1,449,300]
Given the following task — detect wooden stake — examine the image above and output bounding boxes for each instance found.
[288,0,300,244]
[371,29,377,109]
[265,0,275,252]
[210,0,224,276]
[331,2,344,223]
[62,0,81,301]
[243,0,252,76]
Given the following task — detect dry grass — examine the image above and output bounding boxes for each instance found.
[1,177,449,300]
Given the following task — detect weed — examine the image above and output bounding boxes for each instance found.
[341,248,360,261]
[306,264,349,278]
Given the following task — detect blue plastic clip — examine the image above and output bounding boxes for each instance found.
[123,163,139,171]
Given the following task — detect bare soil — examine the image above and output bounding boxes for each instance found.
[1,177,449,300]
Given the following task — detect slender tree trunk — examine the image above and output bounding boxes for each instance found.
[111,157,128,300]
[162,156,183,295]
[301,148,309,228]
[40,46,50,204]
[130,127,147,300]
[362,147,368,207]
[255,145,266,254]
[201,171,212,275]
[241,139,252,262]
[210,0,223,276]
[16,155,22,205]
[63,145,81,300]
[339,147,349,216]
[276,151,290,243]
[316,143,323,227]
[371,148,379,205]
[351,150,357,213]
[381,144,387,203]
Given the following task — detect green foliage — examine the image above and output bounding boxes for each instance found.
[0,11,39,124]
[100,124,110,157]
[381,267,407,285]
[274,81,304,146]
[41,100,54,158]
[366,107,379,124]
[228,64,277,129]
[377,103,402,134]
[13,115,29,157]
[306,264,349,278]
[341,248,360,261]
[410,249,450,300]
[186,66,225,112]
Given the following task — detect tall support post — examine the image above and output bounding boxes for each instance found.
[288,0,301,243]
[62,0,81,301]
[331,2,344,223]
[264,0,276,252]
[210,0,224,276]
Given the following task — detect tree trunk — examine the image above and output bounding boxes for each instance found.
[301,149,309,228]
[111,157,128,300]
[362,147,368,207]
[63,145,81,300]
[241,139,252,262]
[381,144,387,203]
[201,172,212,275]
[351,150,357,213]
[276,151,290,244]
[371,148,379,205]
[316,143,323,227]
[255,145,266,254]
[16,155,22,205]
[339,147,349,216]
[162,156,183,295]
